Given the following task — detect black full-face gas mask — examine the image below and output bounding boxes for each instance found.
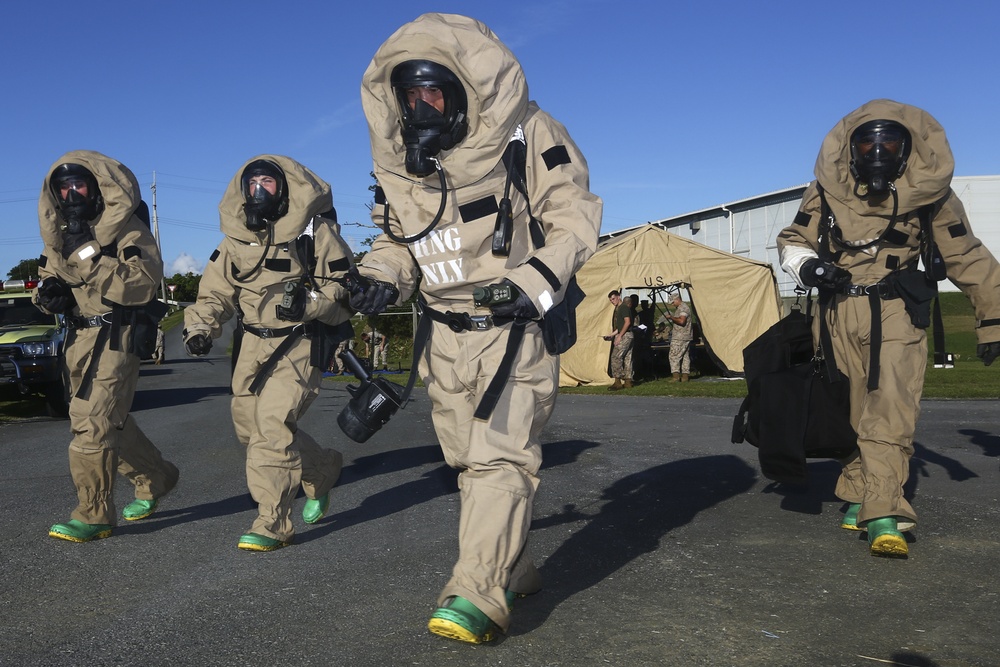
[390,60,469,177]
[240,159,289,232]
[849,119,911,199]
[50,163,103,234]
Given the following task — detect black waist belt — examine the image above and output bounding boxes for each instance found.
[839,281,899,299]
[243,323,303,339]
[415,300,526,420]
[422,306,511,332]
[66,313,113,329]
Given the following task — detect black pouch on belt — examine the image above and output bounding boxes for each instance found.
[888,271,937,329]
[310,319,355,369]
[128,299,169,359]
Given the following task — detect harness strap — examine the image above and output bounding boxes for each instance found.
[406,296,526,421]
[473,319,527,420]
[867,291,882,391]
[399,303,433,408]
[917,203,948,366]
[75,325,110,400]
[248,325,306,395]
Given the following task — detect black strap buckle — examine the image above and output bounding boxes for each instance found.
[445,312,473,332]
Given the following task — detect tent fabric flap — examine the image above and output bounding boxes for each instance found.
[559,225,781,386]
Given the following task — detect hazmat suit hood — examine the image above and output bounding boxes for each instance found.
[219,154,333,245]
[814,99,954,221]
[38,150,143,251]
[361,13,529,190]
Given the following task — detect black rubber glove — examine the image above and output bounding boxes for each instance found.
[275,282,307,321]
[800,258,852,290]
[184,333,213,357]
[488,279,540,320]
[344,268,399,316]
[60,223,95,260]
[35,277,76,314]
[976,342,1000,367]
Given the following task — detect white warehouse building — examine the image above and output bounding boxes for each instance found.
[604,175,1000,297]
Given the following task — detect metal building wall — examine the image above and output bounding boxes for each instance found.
[624,175,1000,296]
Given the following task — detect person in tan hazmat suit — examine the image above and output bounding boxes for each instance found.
[777,100,1000,558]
[347,13,602,643]
[35,150,179,542]
[183,155,353,552]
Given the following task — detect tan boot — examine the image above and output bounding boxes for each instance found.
[681,374,689,383]
[669,373,680,382]
[608,379,623,391]
[624,379,633,389]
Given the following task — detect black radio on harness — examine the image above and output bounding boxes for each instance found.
[472,284,516,307]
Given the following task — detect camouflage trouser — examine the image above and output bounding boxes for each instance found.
[669,339,691,374]
[610,331,634,380]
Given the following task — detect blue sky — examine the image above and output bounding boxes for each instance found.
[2,0,998,280]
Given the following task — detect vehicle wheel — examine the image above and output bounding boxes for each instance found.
[43,380,70,418]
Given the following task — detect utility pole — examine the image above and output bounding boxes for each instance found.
[151,171,168,305]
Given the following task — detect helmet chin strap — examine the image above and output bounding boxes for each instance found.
[383,158,448,244]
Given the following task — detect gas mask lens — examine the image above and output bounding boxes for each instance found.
[55,178,89,202]
[854,128,904,161]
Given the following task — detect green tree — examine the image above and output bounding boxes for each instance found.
[164,272,202,302]
[7,257,40,281]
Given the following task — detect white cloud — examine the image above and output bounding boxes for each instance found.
[168,253,204,276]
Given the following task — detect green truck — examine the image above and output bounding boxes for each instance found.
[0,280,69,417]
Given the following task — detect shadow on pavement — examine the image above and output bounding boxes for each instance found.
[911,440,979,482]
[514,453,756,635]
[887,652,940,666]
[131,385,232,411]
[299,440,602,545]
[114,493,256,535]
[958,427,1000,458]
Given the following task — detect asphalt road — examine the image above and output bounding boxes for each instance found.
[1,324,998,667]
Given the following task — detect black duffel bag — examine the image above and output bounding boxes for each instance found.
[732,305,858,485]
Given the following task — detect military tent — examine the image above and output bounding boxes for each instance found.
[560,225,782,386]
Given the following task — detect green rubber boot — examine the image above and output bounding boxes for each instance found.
[302,493,330,525]
[428,596,499,644]
[122,499,158,521]
[49,519,113,543]
[237,532,291,552]
[839,503,863,531]
[866,517,908,558]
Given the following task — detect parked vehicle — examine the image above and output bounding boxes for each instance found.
[0,280,69,417]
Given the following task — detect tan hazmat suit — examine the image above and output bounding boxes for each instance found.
[36,150,178,525]
[359,13,603,631]
[184,155,352,542]
[777,100,1000,529]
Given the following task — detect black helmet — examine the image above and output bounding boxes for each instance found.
[240,159,289,231]
[390,60,469,176]
[50,163,103,226]
[849,119,911,197]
